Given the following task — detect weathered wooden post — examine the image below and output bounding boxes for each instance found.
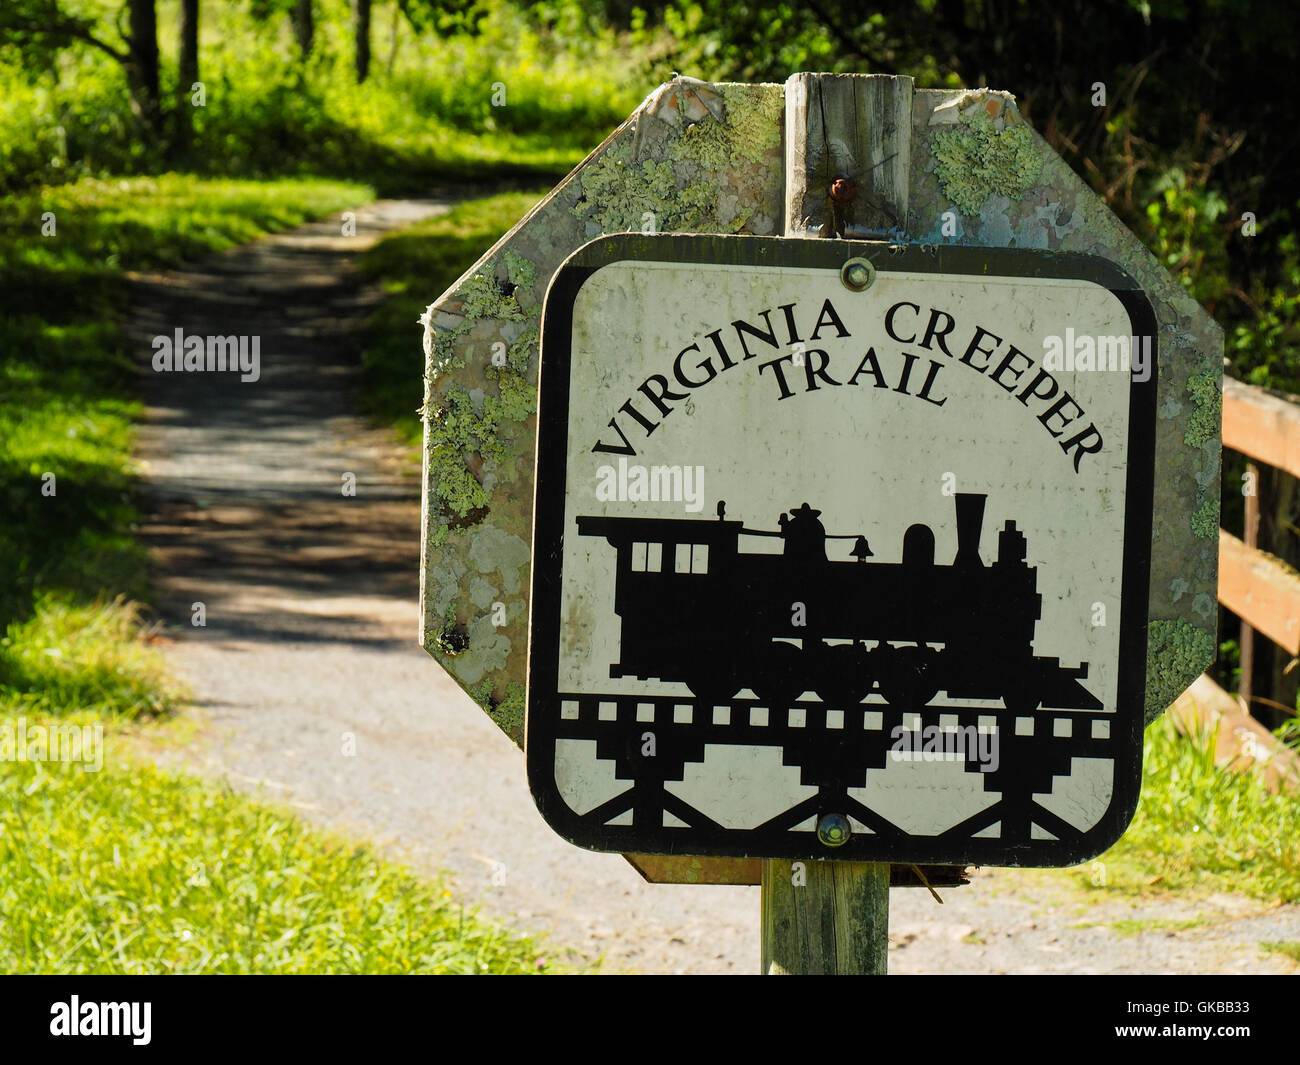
[417,73,1222,976]
[759,73,913,975]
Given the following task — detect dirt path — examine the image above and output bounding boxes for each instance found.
[126,199,1299,975]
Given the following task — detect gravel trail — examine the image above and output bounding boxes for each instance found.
[125,199,1299,975]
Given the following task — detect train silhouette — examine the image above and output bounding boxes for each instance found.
[575,493,1101,713]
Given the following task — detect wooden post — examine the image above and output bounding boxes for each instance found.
[1240,461,1259,706]
[761,860,890,974]
[759,73,915,975]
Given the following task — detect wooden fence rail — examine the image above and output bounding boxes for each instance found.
[1174,378,1300,789]
[1220,379,1300,662]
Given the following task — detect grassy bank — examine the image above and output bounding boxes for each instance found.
[0,174,582,974]
[0,754,564,973]
[0,174,370,718]
[1072,716,1299,902]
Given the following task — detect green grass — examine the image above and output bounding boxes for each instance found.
[0,597,178,719]
[0,175,587,974]
[1065,716,1300,903]
[0,0,650,195]
[1260,941,1300,964]
[0,754,567,973]
[356,190,545,444]
[1070,918,1209,937]
[0,174,371,718]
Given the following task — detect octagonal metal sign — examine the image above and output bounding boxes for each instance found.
[527,234,1157,866]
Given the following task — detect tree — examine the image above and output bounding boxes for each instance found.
[174,0,199,153]
[354,0,371,83]
[0,0,163,139]
[291,0,313,58]
[124,0,161,136]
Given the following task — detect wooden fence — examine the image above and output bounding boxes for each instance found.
[1170,378,1300,790]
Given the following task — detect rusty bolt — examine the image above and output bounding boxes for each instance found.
[830,175,857,205]
[817,812,851,847]
[840,256,875,292]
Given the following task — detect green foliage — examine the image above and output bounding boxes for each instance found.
[1141,168,1231,308]
[0,174,367,718]
[0,0,654,194]
[1068,717,1300,902]
[0,755,564,973]
[1228,231,1300,393]
[0,597,179,719]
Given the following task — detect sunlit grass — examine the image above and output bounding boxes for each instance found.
[0,755,569,974]
[1260,941,1300,964]
[1064,717,1300,902]
[0,597,180,719]
[0,175,370,717]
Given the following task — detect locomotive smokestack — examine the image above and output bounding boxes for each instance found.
[954,493,988,569]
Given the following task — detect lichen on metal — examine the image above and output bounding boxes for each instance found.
[1190,497,1220,540]
[671,82,784,169]
[1184,370,1220,447]
[571,82,783,238]
[571,145,712,234]
[419,250,543,549]
[1146,619,1217,718]
[928,88,1043,217]
[907,84,1222,723]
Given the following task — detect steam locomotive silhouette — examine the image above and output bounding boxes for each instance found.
[576,493,1101,713]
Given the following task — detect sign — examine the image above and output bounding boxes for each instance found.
[527,234,1157,866]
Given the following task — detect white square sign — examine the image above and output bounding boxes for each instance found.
[528,235,1156,866]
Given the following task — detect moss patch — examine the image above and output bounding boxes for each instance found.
[572,143,713,234]
[1191,496,1220,539]
[931,110,1043,216]
[1184,370,1220,447]
[672,84,783,170]
[1145,619,1215,716]
[423,254,541,525]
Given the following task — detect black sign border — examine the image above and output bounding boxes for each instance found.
[527,234,1158,868]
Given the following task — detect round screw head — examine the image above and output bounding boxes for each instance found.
[840,257,875,292]
[817,812,851,847]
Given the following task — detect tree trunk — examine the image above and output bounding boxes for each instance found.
[291,0,314,58]
[174,0,199,154]
[354,0,371,83]
[125,0,162,138]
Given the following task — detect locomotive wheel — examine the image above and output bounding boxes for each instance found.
[752,641,805,706]
[815,644,872,707]
[1002,686,1040,714]
[879,646,938,708]
[686,667,740,703]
